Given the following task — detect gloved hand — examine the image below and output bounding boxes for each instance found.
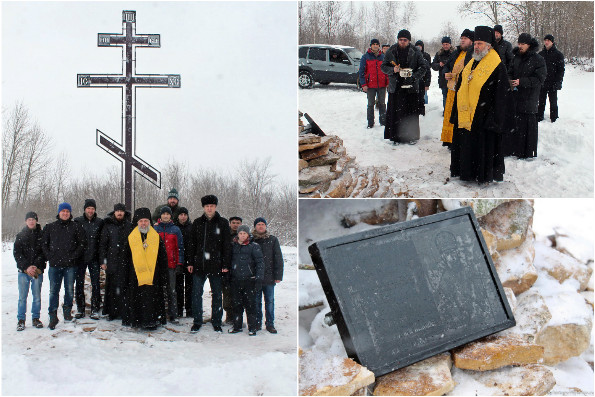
[175,265,183,275]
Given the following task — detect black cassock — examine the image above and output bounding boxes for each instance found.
[122,234,168,329]
[450,60,512,183]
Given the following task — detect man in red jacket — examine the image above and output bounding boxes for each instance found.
[359,38,389,129]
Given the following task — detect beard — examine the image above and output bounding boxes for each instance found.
[472,46,490,61]
[138,225,150,234]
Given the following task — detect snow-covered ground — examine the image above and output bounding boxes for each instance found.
[299,65,594,197]
[2,246,298,396]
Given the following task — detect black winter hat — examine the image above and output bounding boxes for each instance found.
[201,195,218,206]
[397,29,411,41]
[167,188,179,201]
[461,29,474,41]
[132,207,152,224]
[415,40,424,50]
[254,217,267,227]
[474,26,494,45]
[113,203,126,212]
[544,34,555,42]
[160,206,172,215]
[494,25,503,35]
[382,44,390,48]
[25,211,38,221]
[370,38,380,46]
[441,36,451,44]
[517,33,532,45]
[84,198,96,210]
[229,216,242,222]
[178,207,189,215]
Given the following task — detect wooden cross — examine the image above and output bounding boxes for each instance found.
[77,10,180,210]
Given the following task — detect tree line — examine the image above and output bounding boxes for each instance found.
[2,102,297,245]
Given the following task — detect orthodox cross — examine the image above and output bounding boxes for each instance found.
[77,10,180,210]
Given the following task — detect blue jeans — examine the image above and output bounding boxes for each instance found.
[192,273,223,327]
[424,91,428,104]
[48,267,76,313]
[256,284,275,328]
[18,272,43,321]
[441,86,448,109]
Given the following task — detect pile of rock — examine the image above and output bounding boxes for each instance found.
[299,199,594,396]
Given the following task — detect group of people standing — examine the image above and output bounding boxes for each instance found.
[358,24,565,184]
[14,188,284,337]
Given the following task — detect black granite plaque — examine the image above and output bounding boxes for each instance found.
[308,206,515,376]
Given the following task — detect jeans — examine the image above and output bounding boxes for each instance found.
[48,267,76,313]
[256,284,275,328]
[424,91,428,104]
[366,87,386,124]
[18,272,43,321]
[192,273,223,327]
[75,261,101,313]
[441,86,449,109]
[167,268,178,319]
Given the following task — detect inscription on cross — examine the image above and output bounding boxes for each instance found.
[77,10,180,210]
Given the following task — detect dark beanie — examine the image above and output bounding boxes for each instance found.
[397,29,411,41]
[441,36,451,44]
[132,207,152,224]
[254,217,267,227]
[461,29,474,41]
[544,34,555,42]
[25,211,38,221]
[238,225,251,235]
[415,40,424,50]
[201,195,218,206]
[168,188,179,200]
[178,207,189,215]
[230,216,242,222]
[494,25,503,35]
[113,203,126,212]
[84,199,96,210]
[474,26,494,45]
[517,33,532,44]
[160,206,172,215]
[370,38,380,46]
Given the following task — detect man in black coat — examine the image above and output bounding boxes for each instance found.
[381,29,430,144]
[450,26,512,184]
[493,25,514,70]
[14,211,46,330]
[174,207,193,318]
[538,34,565,122]
[99,203,132,321]
[505,34,547,158]
[224,216,243,323]
[431,36,455,109]
[122,207,168,330]
[41,202,87,329]
[415,40,432,116]
[187,195,231,333]
[73,199,104,319]
[252,217,284,334]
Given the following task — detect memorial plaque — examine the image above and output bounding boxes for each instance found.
[308,206,515,376]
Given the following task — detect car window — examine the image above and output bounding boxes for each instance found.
[308,47,326,61]
[329,49,349,63]
[298,47,308,59]
[344,48,363,61]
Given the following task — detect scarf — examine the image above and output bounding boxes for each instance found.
[128,226,160,286]
[447,51,467,91]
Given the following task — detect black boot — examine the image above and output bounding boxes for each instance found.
[63,306,73,322]
[49,311,59,330]
[32,318,44,328]
[17,319,25,331]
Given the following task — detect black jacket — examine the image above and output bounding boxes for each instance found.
[509,39,547,114]
[230,238,265,282]
[538,44,565,90]
[74,213,104,264]
[431,47,455,88]
[175,218,193,267]
[252,232,284,285]
[41,216,87,268]
[99,211,133,275]
[494,38,514,70]
[14,225,46,272]
[189,212,231,275]
[381,44,429,94]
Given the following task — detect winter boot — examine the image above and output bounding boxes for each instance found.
[17,320,25,331]
[248,330,257,336]
[74,311,85,319]
[32,318,44,328]
[48,311,59,330]
[63,306,73,322]
[228,328,242,334]
[89,312,100,320]
[367,121,374,129]
[266,325,278,334]
[224,312,233,325]
[190,324,201,333]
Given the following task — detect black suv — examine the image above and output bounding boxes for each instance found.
[298,44,363,89]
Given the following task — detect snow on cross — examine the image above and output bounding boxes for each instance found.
[77,10,181,210]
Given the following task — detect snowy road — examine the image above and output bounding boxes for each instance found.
[299,65,593,198]
[2,246,298,396]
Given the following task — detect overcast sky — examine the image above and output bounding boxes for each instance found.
[2,1,297,186]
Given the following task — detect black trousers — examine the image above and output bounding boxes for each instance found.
[538,88,558,121]
[75,261,101,313]
[231,279,258,332]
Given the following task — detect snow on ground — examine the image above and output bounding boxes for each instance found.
[2,246,298,396]
[299,65,593,197]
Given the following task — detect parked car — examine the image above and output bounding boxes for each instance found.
[298,44,363,89]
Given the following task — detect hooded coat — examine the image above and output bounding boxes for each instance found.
[14,224,46,272]
[74,212,104,264]
[41,215,87,268]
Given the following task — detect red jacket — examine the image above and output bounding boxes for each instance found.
[359,48,389,88]
[153,221,184,269]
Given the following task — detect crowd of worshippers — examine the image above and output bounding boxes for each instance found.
[359,25,564,184]
[13,189,284,336]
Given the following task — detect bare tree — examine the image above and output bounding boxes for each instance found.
[2,102,29,207]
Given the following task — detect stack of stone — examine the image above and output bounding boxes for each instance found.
[299,199,594,396]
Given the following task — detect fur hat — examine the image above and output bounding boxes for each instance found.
[474,26,494,45]
[461,29,474,41]
[132,207,152,224]
[397,29,411,41]
[201,195,218,206]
